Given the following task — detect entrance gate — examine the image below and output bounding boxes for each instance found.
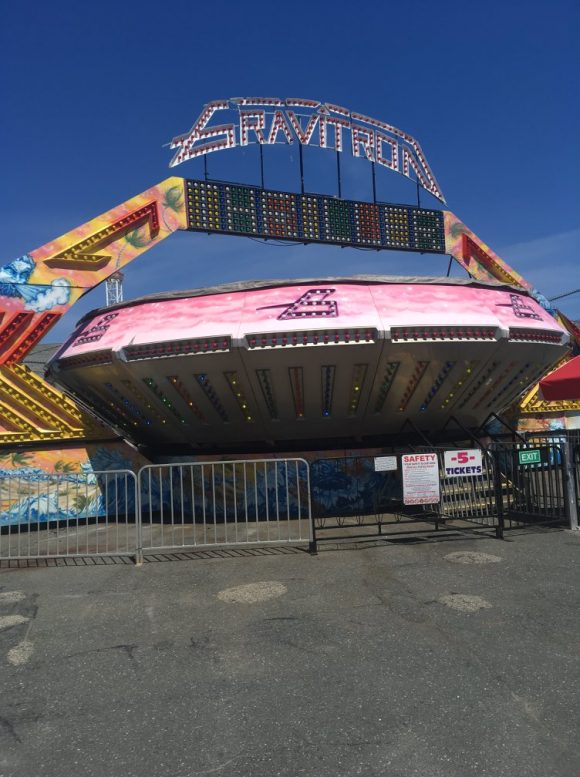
[309,450,502,546]
[309,439,577,548]
[491,440,568,527]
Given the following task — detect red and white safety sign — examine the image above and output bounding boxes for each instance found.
[402,453,440,505]
[443,449,483,477]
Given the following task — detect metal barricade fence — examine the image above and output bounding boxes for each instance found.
[137,458,312,555]
[310,455,404,530]
[0,469,138,560]
[491,440,567,524]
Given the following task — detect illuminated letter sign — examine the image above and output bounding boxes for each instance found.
[169,98,445,202]
[256,289,339,320]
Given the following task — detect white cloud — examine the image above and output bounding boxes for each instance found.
[24,278,71,313]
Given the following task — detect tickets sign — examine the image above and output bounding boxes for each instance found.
[443,449,483,477]
[402,453,440,505]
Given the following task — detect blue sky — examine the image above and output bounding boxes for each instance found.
[1,0,579,341]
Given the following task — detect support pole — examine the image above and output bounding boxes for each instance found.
[336,151,342,199]
[492,448,505,539]
[204,154,208,181]
[259,143,265,189]
[299,142,305,194]
[371,161,377,203]
[562,438,579,530]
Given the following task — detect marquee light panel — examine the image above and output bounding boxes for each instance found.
[374,362,400,414]
[471,363,516,411]
[143,378,184,424]
[348,364,368,416]
[256,369,279,420]
[168,376,206,423]
[289,367,305,419]
[224,371,254,423]
[245,328,377,349]
[456,362,499,410]
[440,361,477,410]
[484,363,536,409]
[321,365,336,417]
[194,374,229,422]
[186,181,445,254]
[508,328,563,344]
[391,326,497,342]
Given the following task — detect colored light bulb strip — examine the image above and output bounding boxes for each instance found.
[398,361,429,412]
[391,326,496,342]
[194,374,228,422]
[143,378,185,424]
[167,376,206,422]
[321,365,336,417]
[300,195,321,240]
[224,185,258,234]
[471,363,517,410]
[419,361,455,412]
[103,383,148,425]
[508,328,563,344]
[256,369,278,420]
[224,372,254,423]
[440,361,478,409]
[485,363,538,409]
[288,367,305,419]
[261,190,299,239]
[456,362,499,410]
[58,351,114,370]
[348,364,368,416]
[246,328,376,349]
[121,380,164,425]
[353,203,381,246]
[186,181,223,231]
[124,336,230,361]
[373,362,400,413]
[79,386,135,433]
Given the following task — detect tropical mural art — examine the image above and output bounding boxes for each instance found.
[0,443,149,527]
[0,443,395,527]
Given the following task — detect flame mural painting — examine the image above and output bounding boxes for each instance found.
[0,97,577,527]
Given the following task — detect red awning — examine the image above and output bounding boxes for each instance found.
[540,356,580,401]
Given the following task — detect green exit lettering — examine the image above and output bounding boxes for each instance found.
[519,449,541,465]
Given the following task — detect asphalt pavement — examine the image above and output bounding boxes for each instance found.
[0,528,579,777]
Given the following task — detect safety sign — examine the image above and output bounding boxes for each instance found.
[402,453,440,505]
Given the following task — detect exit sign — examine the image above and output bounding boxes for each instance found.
[518,449,541,465]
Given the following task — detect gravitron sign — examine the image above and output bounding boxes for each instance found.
[170,98,445,202]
